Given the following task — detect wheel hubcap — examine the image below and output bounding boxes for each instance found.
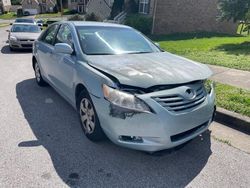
[35,63,41,82]
[80,98,95,134]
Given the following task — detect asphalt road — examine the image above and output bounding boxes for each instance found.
[0,26,250,188]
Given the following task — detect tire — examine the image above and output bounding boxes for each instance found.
[9,46,14,51]
[77,90,105,141]
[34,61,48,86]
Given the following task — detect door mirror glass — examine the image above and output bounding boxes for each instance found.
[54,43,73,54]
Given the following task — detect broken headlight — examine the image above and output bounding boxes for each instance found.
[102,84,151,113]
[204,80,214,94]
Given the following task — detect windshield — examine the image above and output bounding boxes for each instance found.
[76,26,161,55]
[11,24,40,33]
[15,19,34,23]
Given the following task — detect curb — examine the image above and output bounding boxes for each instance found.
[215,107,250,135]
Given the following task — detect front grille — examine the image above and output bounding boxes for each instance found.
[21,44,33,48]
[153,85,206,113]
[170,121,208,142]
[19,39,34,42]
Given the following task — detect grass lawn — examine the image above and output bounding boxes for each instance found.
[35,9,75,19]
[35,12,61,19]
[152,32,250,71]
[0,23,9,27]
[0,12,16,19]
[215,82,250,117]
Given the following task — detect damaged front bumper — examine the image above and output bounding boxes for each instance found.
[91,83,215,152]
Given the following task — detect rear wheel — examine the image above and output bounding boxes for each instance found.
[77,90,105,141]
[34,61,47,86]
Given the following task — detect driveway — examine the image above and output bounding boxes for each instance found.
[0,26,250,187]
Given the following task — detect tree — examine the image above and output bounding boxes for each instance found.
[11,0,21,5]
[217,0,250,22]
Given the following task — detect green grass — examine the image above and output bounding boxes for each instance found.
[35,12,61,19]
[0,12,16,19]
[35,9,76,19]
[152,32,250,71]
[0,23,9,27]
[215,82,250,117]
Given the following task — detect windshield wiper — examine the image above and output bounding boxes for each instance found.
[87,53,115,55]
[126,51,152,54]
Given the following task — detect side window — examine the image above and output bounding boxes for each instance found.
[55,25,73,47]
[41,24,59,45]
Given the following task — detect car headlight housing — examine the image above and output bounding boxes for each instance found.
[10,36,17,41]
[204,80,214,94]
[102,84,152,113]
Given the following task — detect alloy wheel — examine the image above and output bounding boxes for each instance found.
[35,63,41,82]
[80,98,95,134]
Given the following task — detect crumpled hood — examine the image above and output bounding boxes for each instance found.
[10,32,40,40]
[87,52,213,88]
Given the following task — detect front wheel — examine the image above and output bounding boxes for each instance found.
[34,61,47,86]
[77,90,105,141]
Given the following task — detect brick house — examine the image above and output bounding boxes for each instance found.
[67,0,89,14]
[67,0,114,20]
[21,0,56,14]
[67,0,236,35]
[136,0,237,34]
[0,0,11,14]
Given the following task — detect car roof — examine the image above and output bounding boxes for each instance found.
[15,18,35,20]
[59,21,131,29]
[12,23,38,26]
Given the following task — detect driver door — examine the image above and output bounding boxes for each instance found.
[51,24,76,103]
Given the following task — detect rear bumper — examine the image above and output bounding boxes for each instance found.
[9,40,34,49]
[91,85,215,152]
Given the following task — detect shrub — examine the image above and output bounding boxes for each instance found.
[85,13,100,21]
[125,14,152,35]
[68,14,85,21]
[64,9,77,15]
[53,5,58,13]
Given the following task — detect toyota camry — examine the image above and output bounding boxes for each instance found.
[32,21,215,152]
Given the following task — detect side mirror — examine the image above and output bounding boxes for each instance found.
[154,42,160,47]
[54,43,73,55]
[10,23,13,25]
[43,23,48,27]
[6,29,10,32]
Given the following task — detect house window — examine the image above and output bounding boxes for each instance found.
[139,0,150,14]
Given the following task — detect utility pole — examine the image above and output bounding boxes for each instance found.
[60,0,63,17]
[151,0,158,35]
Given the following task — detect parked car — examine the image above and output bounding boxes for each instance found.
[36,19,44,27]
[32,21,216,152]
[7,23,41,50]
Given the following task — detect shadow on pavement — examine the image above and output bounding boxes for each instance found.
[1,45,32,54]
[16,78,212,187]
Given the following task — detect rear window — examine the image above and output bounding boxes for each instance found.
[15,19,34,23]
[11,24,40,33]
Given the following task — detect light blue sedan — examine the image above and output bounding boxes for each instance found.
[32,21,216,152]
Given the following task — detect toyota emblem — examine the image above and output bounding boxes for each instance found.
[184,88,196,100]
